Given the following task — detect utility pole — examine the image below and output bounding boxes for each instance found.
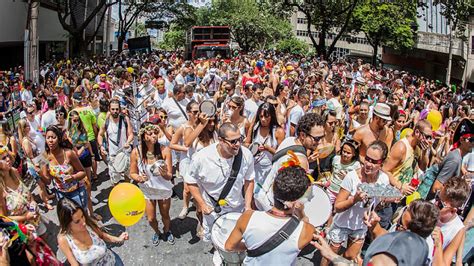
[25,0,40,84]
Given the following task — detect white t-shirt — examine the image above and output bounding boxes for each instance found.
[286,105,304,137]
[161,97,189,130]
[153,90,168,108]
[21,90,33,105]
[185,143,255,210]
[40,110,57,130]
[333,170,389,230]
[244,98,261,122]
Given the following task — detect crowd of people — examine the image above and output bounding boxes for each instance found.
[0,50,471,265]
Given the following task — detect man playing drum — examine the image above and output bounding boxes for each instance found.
[254,113,325,211]
[185,123,255,263]
[225,165,315,265]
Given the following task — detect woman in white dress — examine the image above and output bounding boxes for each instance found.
[130,122,174,246]
[244,103,285,187]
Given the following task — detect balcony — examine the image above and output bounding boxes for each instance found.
[415,31,465,58]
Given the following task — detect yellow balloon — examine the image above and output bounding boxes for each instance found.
[427,110,442,131]
[108,183,145,227]
[400,128,413,139]
[406,191,421,205]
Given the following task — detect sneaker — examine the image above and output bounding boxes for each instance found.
[178,207,188,220]
[152,233,160,246]
[91,198,99,204]
[163,231,175,245]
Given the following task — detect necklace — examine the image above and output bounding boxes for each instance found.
[368,123,380,140]
[146,151,155,161]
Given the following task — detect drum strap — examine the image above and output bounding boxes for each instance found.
[207,148,243,213]
[173,97,188,120]
[271,145,306,164]
[247,215,300,257]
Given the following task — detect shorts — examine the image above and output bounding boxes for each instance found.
[56,185,88,210]
[89,140,102,161]
[327,223,367,244]
[79,152,93,168]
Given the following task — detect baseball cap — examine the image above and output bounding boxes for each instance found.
[363,231,428,266]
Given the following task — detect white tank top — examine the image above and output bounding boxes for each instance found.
[243,211,303,266]
[106,118,127,156]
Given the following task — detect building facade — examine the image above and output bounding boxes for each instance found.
[290,11,377,60]
[382,1,473,88]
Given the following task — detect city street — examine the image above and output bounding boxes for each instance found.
[38,162,322,265]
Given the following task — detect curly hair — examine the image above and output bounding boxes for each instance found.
[407,200,439,238]
[296,113,325,135]
[273,166,310,210]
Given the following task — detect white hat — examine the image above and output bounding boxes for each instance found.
[373,103,392,121]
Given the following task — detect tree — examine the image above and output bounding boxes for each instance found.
[116,0,195,52]
[55,0,116,56]
[280,0,360,59]
[275,37,309,55]
[433,0,473,85]
[158,28,185,50]
[194,0,292,51]
[351,0,417,66]
[116,0,151,53]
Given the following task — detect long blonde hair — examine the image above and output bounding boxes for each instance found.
[0,149,21,191]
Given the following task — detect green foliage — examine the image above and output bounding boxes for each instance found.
[158,28,186,50]
[280,0,360,58]
[194,0,293,51]
[352,0,417,52]
[433,0,473,40]
[275,38,309,55]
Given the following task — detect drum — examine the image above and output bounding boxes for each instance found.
[211,212,246,265]
[199,100,217,117]
[304,185,332,227]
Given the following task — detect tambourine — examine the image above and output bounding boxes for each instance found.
[149,160,165,176]
[199,100,217,117]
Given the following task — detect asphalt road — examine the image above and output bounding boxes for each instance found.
[38,162,322,265]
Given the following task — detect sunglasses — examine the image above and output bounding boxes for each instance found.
[160,115,168,120]
[190,110,199,115]
[228,105,239,110]
[27,110,35,115]
[419,131,433,141]
[365,155,384,165]
[327,121,337,126]
[307,133,324,142]
[222,136,243,145]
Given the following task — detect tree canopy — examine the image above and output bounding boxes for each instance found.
[193,0,293,51]
[351,0,417,65]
